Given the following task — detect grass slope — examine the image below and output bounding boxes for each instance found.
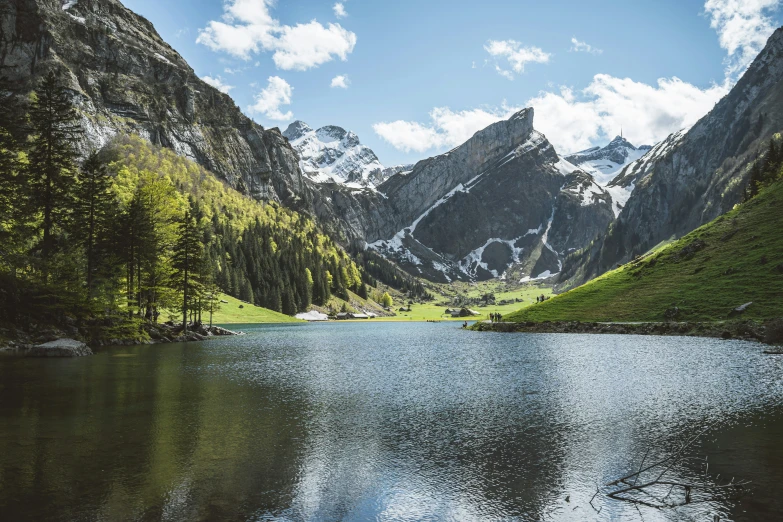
[506,181,783,323]
[211,294,302,324]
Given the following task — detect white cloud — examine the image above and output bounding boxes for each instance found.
[331,75,350,88]
[201,75,234,94]
[373,106,519,153]
[197,0,357,71]
[272,21,356,71]
[704,0,781,77]
[526,75,728,153]
[333,2,347,18]
[569,37,602,55]
[248,76,293,121]
[373,0,779,156]
[373,74,729,154]
[484,40,550,79]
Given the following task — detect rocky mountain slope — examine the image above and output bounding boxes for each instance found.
[0,0,397,245]
[366,109,617,282]
[0,0,315,203]
[11,0,779,291]
[558,26,783,289]
[565,136,650,185]
[565,136,651,216]
[283,120,412,188]
[507,178,783,323]
[0,0,620,284]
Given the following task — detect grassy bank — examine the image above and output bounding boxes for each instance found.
[505,180,783,324]
[210,294,303,324]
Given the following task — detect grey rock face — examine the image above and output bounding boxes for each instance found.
[27,338,93,357]
[560,27,783,289]
[1,0,322,210]
[549,171,614,256]
[367,164,414,186]
[282,120,313,142]
[0,0,400,243]
[367,109,616,282]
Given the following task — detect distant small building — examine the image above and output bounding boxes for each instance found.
[448,308,481,318]
[335,312,370,320]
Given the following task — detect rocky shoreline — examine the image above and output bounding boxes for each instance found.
[470,319,783,346]
[0,323,242,357]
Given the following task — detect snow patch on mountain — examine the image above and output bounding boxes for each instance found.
[283,121,409,189]
[566,136,651,185]
[603,130,685,216]
[565,136,656,216]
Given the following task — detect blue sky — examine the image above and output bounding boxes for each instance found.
[123,0,782,166]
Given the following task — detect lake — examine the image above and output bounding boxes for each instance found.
[1,323,782,521]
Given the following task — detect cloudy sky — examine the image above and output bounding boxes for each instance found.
[124,0,782,165]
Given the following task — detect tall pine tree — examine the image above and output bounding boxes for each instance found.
[171,209,204,331]
[73,152,116,298]
[26,71,83,267]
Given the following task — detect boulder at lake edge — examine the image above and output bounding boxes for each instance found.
[27,339,93,357]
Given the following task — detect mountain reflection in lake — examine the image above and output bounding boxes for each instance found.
[1,323,782,521]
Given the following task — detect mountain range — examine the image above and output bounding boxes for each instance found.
[2,0,781,293]
[282,121,412,189]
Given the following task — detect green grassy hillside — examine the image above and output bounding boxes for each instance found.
[506,180,783,323]
[209,294,302,325]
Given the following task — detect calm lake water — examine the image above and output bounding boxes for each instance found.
[1,323,782,521]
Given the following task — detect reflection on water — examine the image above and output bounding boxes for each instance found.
[1,323,782,521]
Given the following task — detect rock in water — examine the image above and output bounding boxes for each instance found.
[27,339,93,357]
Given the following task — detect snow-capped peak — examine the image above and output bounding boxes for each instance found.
[564,136,650,186]
[283,121,406,189]
[282,120,313,142]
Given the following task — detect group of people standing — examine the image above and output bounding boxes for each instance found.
[489,313,503,323]
[535,295,549,303]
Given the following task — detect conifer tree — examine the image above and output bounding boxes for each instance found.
[0,127,21,256]
[746,160,763,200]
[73,152,116,298]
[171,209,204,331]
[26,71,83,265]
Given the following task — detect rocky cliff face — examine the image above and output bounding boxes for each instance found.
[367,109,616,282]
[4,0,693,286]
[0,0,397,244]
[559,26,783,289]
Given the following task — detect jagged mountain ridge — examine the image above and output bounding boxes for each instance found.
[566,136,651,184]
[0,0,318,205]
[282,120,412,188]
[2,0,314,202]
[557,26,783,289]
[565,136,652,217]
[366,109,618,282]
[12,0,774,291]
[0,0,399,246]
[0,0,635,284]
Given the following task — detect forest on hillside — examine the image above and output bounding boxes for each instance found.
[0,72,424,338]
